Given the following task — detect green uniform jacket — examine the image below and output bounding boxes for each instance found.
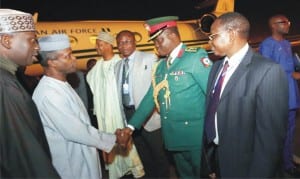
[129,45,211,151]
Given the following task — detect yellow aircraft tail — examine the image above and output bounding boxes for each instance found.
[33,12,38,23]
[213,0,235,17]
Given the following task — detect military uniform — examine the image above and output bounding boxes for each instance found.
[129,43,211,177]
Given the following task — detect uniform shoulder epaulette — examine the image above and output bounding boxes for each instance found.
[185,47,198,53]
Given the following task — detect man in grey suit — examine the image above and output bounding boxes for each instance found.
[202,12,289,178]
[115,30,170,178]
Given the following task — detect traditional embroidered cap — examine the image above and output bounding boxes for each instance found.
[38,34,70,51]
[97,31,114,45]
[0,9,35,33]
[144,16,178,41]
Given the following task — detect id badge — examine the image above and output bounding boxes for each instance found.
[123,83,129,94]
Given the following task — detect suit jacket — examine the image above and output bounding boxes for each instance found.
[115,50,161,131]
[207,48,288,177]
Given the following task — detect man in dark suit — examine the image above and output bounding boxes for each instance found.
[202,12,289,178]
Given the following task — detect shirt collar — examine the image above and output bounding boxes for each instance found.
[169,43,183,59]
[0,57,18,75]
[224,43,249,67]
[124,50,137,62]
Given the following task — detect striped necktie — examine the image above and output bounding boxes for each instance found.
[205,61,229,142]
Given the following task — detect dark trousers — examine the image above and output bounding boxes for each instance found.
[173,149,201,178]
[201,139,220,178]
[123,106,171,178]
[283,109,297,170]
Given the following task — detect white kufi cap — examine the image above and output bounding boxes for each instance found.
[97,31,114,45]
[38,34,70,51]
[0,9,35,33]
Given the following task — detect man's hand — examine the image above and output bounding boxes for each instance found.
[115,128,132,148]
[292,72,300,80]
[114,128,133,156]
[209,173,216,179]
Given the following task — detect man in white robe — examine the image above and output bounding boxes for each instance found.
[32,34,124,179]
[87,31,144,179]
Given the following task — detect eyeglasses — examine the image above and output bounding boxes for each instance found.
[273,21,291,25]
[117,40,133,46]
[208,31,226,41]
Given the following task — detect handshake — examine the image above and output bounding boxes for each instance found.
[103,128,133,164]
[115,127,133,149]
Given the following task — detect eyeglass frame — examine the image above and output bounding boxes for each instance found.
[273,20,291,26]
[208,30,228,41]
[117,40,134,46]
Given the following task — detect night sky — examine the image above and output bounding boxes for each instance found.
[1,0,201,21]
[1,0,299,22]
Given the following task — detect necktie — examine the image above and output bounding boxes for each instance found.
[205,61,229,143]
[122,58,130,106]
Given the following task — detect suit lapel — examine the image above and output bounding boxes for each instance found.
[216,48,254,141]
[220,48,254,101]
[115,61,123,102]
[131,51,142,96]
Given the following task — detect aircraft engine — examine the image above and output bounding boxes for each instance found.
[197,13,216,35]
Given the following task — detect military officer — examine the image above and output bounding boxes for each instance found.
[121,16,212,178]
